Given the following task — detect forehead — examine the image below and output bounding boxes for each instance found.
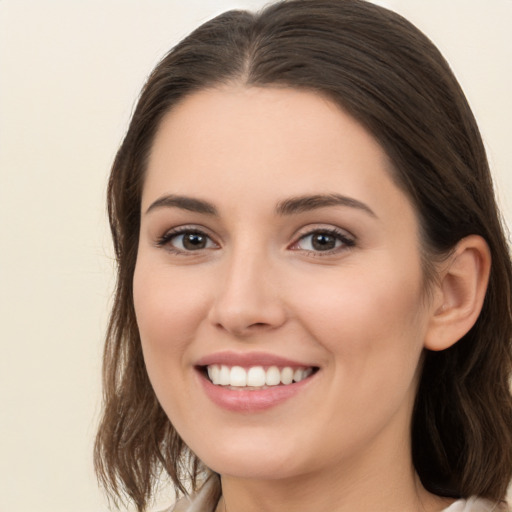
[143,86,411,224]
[148,85,386,168]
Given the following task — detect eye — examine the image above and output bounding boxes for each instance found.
[156,228,218,253]
[291,228,355,253]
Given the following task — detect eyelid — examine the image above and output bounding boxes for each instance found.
[154,223,355,256]
[288,225,356,253]
[155,224,220,253]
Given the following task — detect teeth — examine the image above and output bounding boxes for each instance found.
[207,365,219,383]
[266,366,281,386]
[247,366,266,387]
[206,364,314,388]
[230,366,247,387]
[281,367,294,385]
[219,365,230,385]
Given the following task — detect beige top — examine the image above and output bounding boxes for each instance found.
[166,478,508,512]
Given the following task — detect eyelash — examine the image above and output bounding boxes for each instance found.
[155,226,355,256]
[291,227,356,255]
[155,226,218,255]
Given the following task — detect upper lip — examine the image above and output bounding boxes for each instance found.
[195,351,316,368]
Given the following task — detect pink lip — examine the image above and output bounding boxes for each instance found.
[194,351,318,413]
[195,351,314,369]
[197,371,315,412]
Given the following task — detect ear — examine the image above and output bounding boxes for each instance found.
[424,235,491,351]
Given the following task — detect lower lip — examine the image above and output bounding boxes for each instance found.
[197,370,315,412]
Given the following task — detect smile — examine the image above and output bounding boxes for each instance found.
[206,364,314,389]
[195,352,319,411]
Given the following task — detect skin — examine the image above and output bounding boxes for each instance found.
[133,86,459,511]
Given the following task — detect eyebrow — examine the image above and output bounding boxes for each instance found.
[275,194,376,217]
[146,195,218,216]
[145,193,376,218]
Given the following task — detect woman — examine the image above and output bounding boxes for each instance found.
[94,1,512,511]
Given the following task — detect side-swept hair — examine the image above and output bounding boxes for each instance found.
[95,1,512,510]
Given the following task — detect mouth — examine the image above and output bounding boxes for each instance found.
[198,364,318,390]
[195,353,320,411]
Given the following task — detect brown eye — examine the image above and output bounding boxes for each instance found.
[182,232,208,250]
[158,229,218,252]
[311,233,337,251]
[293,229,355,253]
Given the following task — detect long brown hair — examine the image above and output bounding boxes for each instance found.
[95,1,512,510]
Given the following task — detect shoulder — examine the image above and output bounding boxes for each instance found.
[165,496,193,512]
[165,489,508,512]
[442,497,510,512]
[165,476,221,512]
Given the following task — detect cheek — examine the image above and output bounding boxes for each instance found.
[132,259,211,376]
[132,258,219,434]
[288,259,427,381]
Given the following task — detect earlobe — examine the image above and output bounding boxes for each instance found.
[424,235,491,352]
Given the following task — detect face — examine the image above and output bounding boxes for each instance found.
[133,86,436,482]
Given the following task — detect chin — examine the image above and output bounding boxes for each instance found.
[193,437,306,481]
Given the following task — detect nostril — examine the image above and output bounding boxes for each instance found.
[208,292,287,335]
[245,322,278,332]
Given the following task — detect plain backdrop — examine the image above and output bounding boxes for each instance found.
[1,1,510,511]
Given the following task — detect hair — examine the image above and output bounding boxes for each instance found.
[94,1,512,510]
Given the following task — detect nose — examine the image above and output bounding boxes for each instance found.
[207,247,287,337]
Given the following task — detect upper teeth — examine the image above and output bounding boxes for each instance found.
[207,365,313,387]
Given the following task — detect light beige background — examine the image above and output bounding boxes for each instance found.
[1,1,510,511]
